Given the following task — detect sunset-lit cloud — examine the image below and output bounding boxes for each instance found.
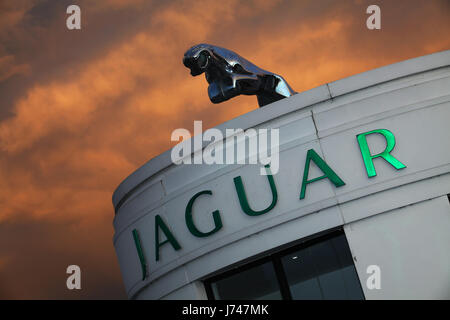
[0,0,449,299]
[0,55,30,82]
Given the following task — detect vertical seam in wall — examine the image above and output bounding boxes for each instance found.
[311,110,319,136]
[160,178,167,196]
[326,82,334,99]
[311,87,346,225]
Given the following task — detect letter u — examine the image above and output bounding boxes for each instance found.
[233,165,278,216]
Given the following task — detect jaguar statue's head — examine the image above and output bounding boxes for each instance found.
[183,44,296,107]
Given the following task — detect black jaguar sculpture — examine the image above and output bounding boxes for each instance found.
[183,44,296,107]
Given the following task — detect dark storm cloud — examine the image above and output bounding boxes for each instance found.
[0,215,126,299]
[0,0,159,120]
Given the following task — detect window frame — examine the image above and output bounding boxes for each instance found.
[203,228,364,300]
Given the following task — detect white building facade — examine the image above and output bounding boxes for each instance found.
[112,50,450,300]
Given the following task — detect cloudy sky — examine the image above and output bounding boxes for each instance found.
[0,0,449,299]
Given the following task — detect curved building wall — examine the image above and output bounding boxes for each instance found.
[112,50,450,300]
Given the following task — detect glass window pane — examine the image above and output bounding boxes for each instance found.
[210,261,282,300]
[281,233,364,300]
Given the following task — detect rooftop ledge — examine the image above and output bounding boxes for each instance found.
[112,49,450,212]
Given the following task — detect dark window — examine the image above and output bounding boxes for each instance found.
[204,230,364,300]
[281,233,364,300]
[210,261,282,300]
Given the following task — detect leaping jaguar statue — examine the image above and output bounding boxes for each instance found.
[183,44,296,107]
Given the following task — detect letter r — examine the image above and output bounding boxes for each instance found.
[357,129,406,178]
